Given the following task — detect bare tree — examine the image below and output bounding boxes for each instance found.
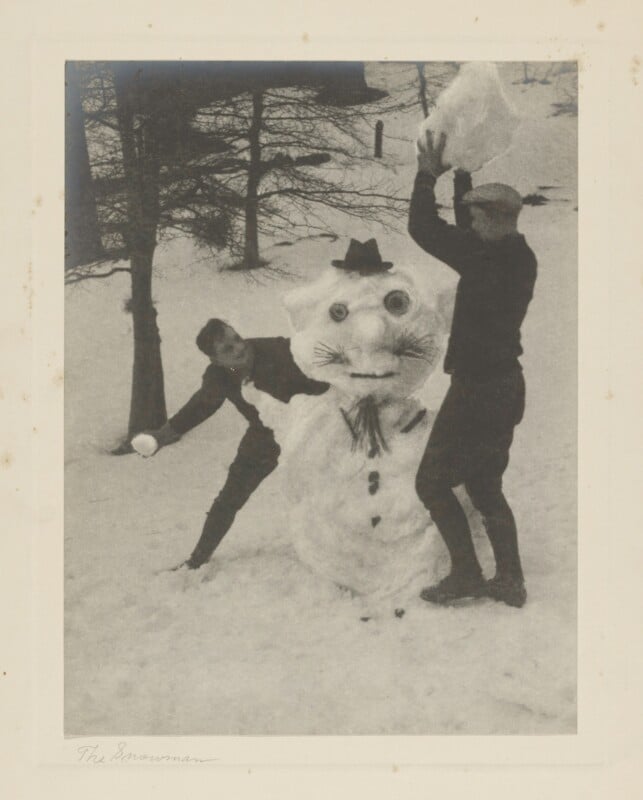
[110,64,168,445]
[67,63,235,449]
[67,62,263,449]
[193,82,422,269]
[411,61,461,120]
[65,62,104,268]
[415,62,430,118]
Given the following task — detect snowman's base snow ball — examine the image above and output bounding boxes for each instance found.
[248,240,457,601]
[245,387,449,601]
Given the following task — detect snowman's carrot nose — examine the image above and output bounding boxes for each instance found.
[352,312,387,348]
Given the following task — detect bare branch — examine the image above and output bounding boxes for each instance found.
[65,265,131,284]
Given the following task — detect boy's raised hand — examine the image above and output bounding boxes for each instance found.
[416,130,450,178]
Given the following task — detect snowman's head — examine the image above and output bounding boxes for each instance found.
[284,260,448,403]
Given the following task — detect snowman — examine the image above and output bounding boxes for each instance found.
[243,239,452,602]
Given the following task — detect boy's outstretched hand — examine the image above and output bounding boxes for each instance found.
[416,130,451,178]
[131,432,161,457]
[131,422,181,458]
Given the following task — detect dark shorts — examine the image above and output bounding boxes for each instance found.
[417,367,526,488]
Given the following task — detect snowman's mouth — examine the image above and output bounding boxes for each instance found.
[349,371,397,379]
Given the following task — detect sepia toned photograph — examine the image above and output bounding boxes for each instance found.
[64,59,578,736]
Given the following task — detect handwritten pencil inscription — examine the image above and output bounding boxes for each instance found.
[77,742,218,765]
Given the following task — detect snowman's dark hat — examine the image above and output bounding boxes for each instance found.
[331,238,393,275]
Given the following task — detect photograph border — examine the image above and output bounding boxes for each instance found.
[3,1,641,797]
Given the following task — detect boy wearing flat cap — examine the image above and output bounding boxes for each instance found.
[409,131,537,608]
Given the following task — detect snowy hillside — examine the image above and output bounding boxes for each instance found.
[65,62,577,735]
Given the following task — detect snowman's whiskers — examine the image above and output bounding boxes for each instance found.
[393,330,439,364]
[313,341,348,367]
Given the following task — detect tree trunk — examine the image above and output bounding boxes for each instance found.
[244,90,263,269]
[415,62,430,118]
[65,62,104,269]
[127,250,167,437]
[113,64,167,444]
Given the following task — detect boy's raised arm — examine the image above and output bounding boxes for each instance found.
[408,131,478,276]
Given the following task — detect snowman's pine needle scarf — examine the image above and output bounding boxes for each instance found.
[340,396,389,457]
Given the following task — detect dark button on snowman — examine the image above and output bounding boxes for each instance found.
[243,239,450,601]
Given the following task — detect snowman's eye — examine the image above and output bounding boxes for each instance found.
[384,290,410,316]
[329,303,349,322]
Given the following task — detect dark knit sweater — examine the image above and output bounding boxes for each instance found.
[408,171,537,378]
[169,336,328,435]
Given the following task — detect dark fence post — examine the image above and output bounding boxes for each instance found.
[374,120,383,158]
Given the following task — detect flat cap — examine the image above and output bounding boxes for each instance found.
[461,183,523,213]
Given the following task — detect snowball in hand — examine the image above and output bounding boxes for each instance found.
[131,433,159,457]
[418,62,520,173]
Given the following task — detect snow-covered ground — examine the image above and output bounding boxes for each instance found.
[65,63,577,735]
